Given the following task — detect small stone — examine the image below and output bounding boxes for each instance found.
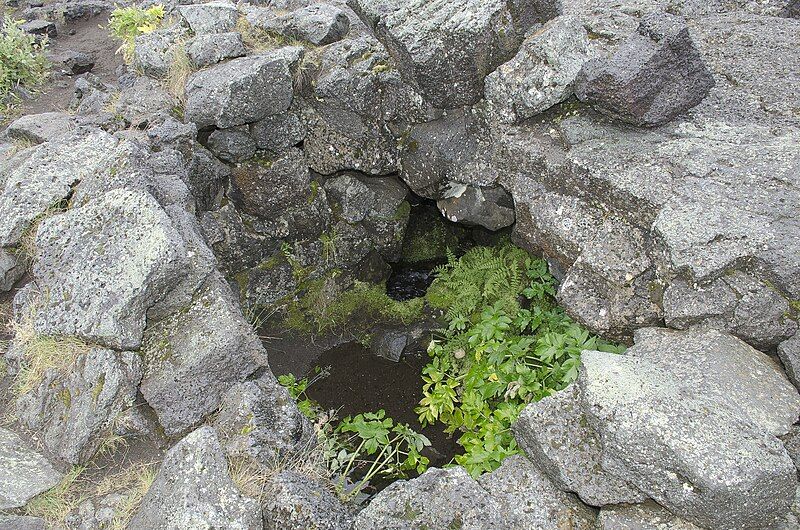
[0,427,63,510]
[20,19,56,39]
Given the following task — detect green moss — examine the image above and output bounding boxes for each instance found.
[403,222,460,264]
[233,270,250,296]
[308,180,320,204]
[58,388,71,408]
[372,61,391,74]
[91,373,105,403]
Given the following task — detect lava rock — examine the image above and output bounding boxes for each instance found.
[133,26,186,79]
[484,15,590,123]
[59,50,94,74]
[0,516,47,530]
[178,1,239,34]
[214,372,314,464]
[595,501,702,530]
[575,13,715,126]
[262,470,353,530]
[478,455,596,529]
[779,334,800,391]
[207,126,257,163]
[128,426,262,529]
[0,249,25,292]
[354,467,510,529]
[13,346,143,464]
[31,188,191,350]
[580,349,797,529]
[249,4,351,46]
[349,0,549,108]
[513,384,646,506]
[370,328,408,362]
[0,427,62,509]
[437,184,515,231]
[20,19,56,39]
[185,48,300,129]
[139,273,262,436]
[186,32,246,68]
[249,110,306,152]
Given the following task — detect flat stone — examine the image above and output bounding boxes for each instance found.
[0,427,62,510]
[596,501,702,530]
[6,112,72,144]
[186,32,246,68]
[178,1,239,34]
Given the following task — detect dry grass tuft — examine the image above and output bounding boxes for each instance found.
[164,41,192,104]
[24,465,86,525]
[236,16,306,52]
[95,463,158,530]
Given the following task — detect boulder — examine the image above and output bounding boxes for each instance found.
[354,467,510,529]
[580,349,797,529]
[0,427,62,509]
[207,126,257,163]
[229,147,312,219]
[629,327,800,436]
[50,49,94,75]
[178,1,239,34]
[0,516,47,530]
[31,188,190,350]
[185,48,300,128]
[400,109,497,199]
[250,4,351,46]
[513,384,645,507]
[779,334,800,390]
[369,328,407,362]
[14,346,143,465]
[0,129,120,248]
[213,372,314,464]
[262,470,353,530]
[133,26,185,79]
[349,0,549,108]
[20,19,56,38]
[139,273,261,436]
[478,455,596,529]
[595,501,702,530]
[6,112,72,144]
[128,426,262,529]
[575,13,715,126]
[250,110,306,152]
[437,184,515,231]
[484,15,590,124]
[323,173,408,224]
[186,32,246,68]
[301,36,430,176]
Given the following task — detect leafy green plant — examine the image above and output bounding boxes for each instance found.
[417,245,624,477]
[107,4,165,63]
[278,376,430,501]
[0,15,49,114]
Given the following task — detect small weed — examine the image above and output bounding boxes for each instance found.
[25,466,86,525]
[104,464,157,530]
[320,230,338,266]
[164,41,192,102]
[107,4,165,63]
[0,15,50,116]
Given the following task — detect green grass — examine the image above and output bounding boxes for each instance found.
[25,466,85,525]
[0,15,49,117]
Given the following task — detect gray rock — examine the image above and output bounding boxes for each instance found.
[779,335,800,390]
[0,129,120,247]
[485,15,590,124]
[185,48,300,128]
[129,426,262,530]
[349,0,545,108]
[262,470,353,530]
[354,466,511,529]
[0,515,47,530]
[139,273,261,436]
[781,424,800,472]
[229,147,312,219]
[31,188,190,350]
[370,328,407,362]
[0,248,25,292]
[213,372,314,464]
[112,77,176,129]
[207,126,257,163]
[6,112,72,144]
[595,501,702,530]
[575,13,715,126]
[20,19,56,38]
[478,455,596,529]
[52,49,94,75]
[251,4,351,46]
[0,427,62,509]
[178,1,239,34]
[630,327,800,436]
[250,110,306,151]
[302,36,430,176]
[513,384,645,507]
[437,184,515,231]
[400,109,497,199]
[14,347,143,464]
[323,173,408,224]
[133,26,185,79]
[186,32,246,68]
[580,349,797,529]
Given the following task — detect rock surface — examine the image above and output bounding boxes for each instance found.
[262,470,353,530]
[6,112,72,144]
[129,426,262,529]
[0,427,62,510]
